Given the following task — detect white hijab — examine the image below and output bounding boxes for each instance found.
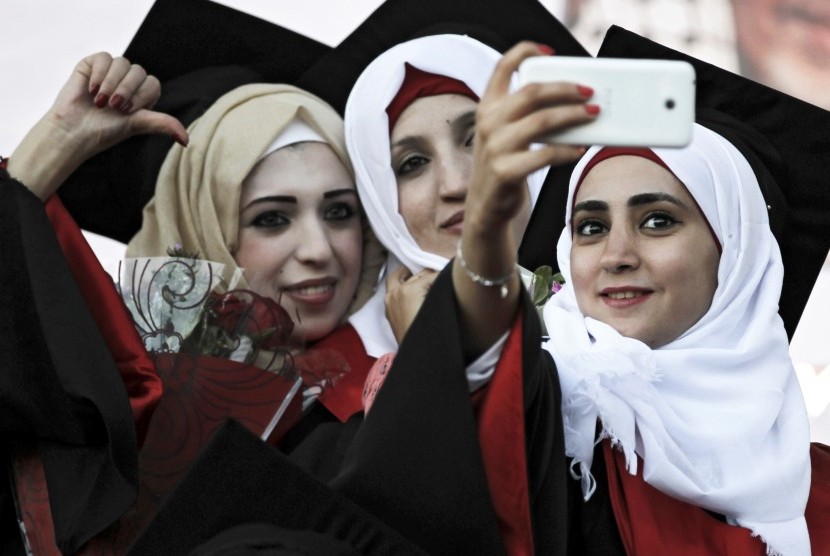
[543,124,811,555]
[344,34,547,356]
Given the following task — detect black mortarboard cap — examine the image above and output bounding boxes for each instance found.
[597,26,830,338]
[297,0,589,115]
[129,420,425,555]
[58,0,331,242]
[120,0,330,84]
[294,0,590,272]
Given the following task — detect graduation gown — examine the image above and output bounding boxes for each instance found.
[0,176,161,554]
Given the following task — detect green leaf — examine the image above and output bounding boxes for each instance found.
[532,278,550,305]
[534,265,554,282]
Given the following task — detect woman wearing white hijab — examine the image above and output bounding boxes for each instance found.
[541,125,828,555]
[322,35,597,555]
[344,34,578,363]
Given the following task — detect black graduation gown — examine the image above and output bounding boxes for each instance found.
[0,177,139,554]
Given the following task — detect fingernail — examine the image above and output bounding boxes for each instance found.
[94,93,109,108]
[585,104,601,115]
[174,135,188,147]
[109,95,124,109]
[577,85,594,98]
[90,84,100,97]
[537,44,555,55]
[120,100,133,113]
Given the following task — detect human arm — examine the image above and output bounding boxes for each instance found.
[335,263,567,554]
[7,52,187,200]
[453,42,596,360]
[1,169,147,553]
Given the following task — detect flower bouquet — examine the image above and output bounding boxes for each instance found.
[80,253,349,553]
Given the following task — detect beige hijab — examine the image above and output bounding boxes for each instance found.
[127,83,383,314]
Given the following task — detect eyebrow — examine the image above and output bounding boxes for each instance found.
[572,199,608,214]
[390,136,421,151]
[572,192,688,215]
[451,110,476,142]
[244,195,296,210]
[242,188,356,210]
[627,192,688,209]
[323,188,358,199]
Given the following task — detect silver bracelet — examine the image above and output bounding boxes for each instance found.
[455,240,514,299]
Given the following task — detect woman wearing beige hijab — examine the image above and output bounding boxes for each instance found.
[2,53,384,552]
[123,82,387,475]
[118,73,391,485]
[127,83,381,344]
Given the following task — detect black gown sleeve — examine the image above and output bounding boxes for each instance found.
[330,263,570,555]
[0,176,138,553]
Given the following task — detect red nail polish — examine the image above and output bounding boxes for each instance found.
[577,85,594,98]
[109,94,124,109]
[90,84,100,97]
[585,104,601,115]
[537,44,555,55]
[94,93,109,108]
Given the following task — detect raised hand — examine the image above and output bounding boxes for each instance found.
[54,52,187,151]
[453,42,597,358]
[465,41,595,243]
[8,52,188,200]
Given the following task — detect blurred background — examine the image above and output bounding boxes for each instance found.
[3,0,829,441]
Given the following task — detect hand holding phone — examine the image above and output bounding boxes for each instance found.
[516,56,696,148]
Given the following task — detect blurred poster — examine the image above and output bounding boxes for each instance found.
[559,0,830,110]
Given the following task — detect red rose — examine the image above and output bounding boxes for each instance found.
[208,290,294,349]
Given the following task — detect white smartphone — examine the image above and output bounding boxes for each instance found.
[516,56,696,148]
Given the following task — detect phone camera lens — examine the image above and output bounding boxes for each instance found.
[665,99,676,110]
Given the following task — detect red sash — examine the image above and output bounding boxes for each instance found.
[604,440,830,555]
[476,317,535,556]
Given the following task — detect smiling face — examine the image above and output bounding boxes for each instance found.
[569,155,720,348]
[390,94,531,258]
[235,142,362,343]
